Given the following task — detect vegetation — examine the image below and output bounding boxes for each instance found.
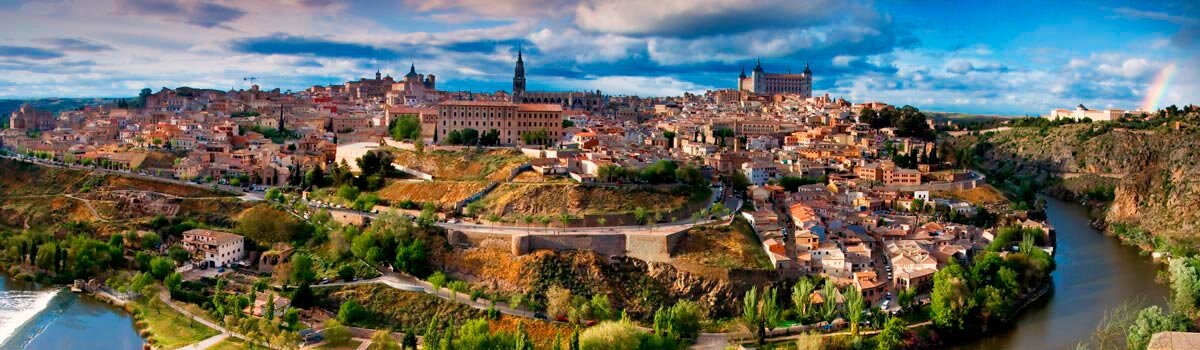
[741,286,781,346]
[244,125,300,144]
[674,218,772,270]
[133,297,220,349]
[390,114,422,141]
[930,244,1053,334]
[859,105,935,141]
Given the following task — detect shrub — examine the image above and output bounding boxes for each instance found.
[579,321,642,350]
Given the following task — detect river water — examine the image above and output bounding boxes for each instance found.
[951,195,1170,349]
[0,276,144,350]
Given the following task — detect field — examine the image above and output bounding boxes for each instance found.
[673,219,773,271]
[476,183,703,217]
[134,297,220,349]
[390,148,527,181]
[376,180,491,207]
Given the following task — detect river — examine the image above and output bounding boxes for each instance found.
[0,276,144,350]
[951,195,1170,349]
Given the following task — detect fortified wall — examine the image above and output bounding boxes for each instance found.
[447,227,690,263]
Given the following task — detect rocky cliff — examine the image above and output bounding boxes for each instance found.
[949,123,1200,248]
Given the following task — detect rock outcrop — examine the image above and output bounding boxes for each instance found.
[951,124,1200,245]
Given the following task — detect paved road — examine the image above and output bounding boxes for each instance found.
[177,333,229,350]
[312,272,538,319]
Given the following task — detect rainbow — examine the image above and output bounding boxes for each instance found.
[1140,62,1177,112]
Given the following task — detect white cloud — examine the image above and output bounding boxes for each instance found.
[832,55,858,67]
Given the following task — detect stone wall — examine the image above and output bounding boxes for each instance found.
[456,226,691,262]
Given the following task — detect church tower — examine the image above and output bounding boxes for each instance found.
[751,59,765,94]
[513,46,526,100]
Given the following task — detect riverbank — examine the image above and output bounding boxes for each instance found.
[947,195,1170,349]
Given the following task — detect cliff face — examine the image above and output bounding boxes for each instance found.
[952,124,1200,244]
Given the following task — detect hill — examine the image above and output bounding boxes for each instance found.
[946,118,1200,252]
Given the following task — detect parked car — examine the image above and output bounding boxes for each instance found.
[534,313,548,320]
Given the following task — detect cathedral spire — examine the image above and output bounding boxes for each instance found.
[513,45,526,96]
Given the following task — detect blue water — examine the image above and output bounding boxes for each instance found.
[0,276,144,350]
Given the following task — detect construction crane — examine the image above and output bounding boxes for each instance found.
[242,77,257,87]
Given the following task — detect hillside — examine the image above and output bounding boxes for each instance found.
[0,98,122,128]
[477,183,708,219]
[947,122,1200,250]
[390,148,527,181]
[0,159,245,231]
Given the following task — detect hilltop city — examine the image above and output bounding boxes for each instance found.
[1,46,1197,350]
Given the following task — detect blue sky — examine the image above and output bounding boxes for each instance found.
[0,0,1195,115]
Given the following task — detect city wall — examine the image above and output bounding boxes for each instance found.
[449,227,690,263]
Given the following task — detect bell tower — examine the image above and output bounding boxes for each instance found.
[513,46,526,100]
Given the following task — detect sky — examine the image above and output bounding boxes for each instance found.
[0,0,1196,115]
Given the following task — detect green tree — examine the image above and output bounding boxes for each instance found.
[390,114,422,140]
[394,239,429,276]
[819,279,838,322]
[741,286,781,345]
[338,184,361,201]
[265,293,276,320]
[338,300,367,324]
[876,317,908,350]
[164,272,183,294]
[1169,258,1200,311]
[569,327,580,350]
[371,329,401,350]
[792,278,815,319]
[149,257,175,280]
[1127,306,1186,350]
[514,322,534,350]
[322,319,352,345]
[976,285,1010,330]
[633,207,649,225]
[844,286,865,336]
[931,263,974,330]
[289,253,317,285]
[668,300,704,340]
[897,287,916,314]
[338,264,356,281]
[578,321,641,350]
[167,245,191,264]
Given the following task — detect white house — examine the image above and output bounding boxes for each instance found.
[182,229,245,267]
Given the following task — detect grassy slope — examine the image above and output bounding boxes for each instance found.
[674,218,773,271]
[134,297,220,349]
